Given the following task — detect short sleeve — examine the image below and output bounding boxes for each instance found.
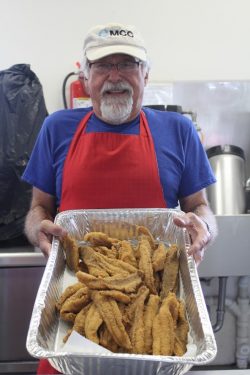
[178,123,216,198]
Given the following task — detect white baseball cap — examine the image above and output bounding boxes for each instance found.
[83,23,147,62]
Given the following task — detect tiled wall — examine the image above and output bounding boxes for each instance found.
[144,81,250,179]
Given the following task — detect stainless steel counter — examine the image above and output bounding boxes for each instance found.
[0,251,46,267]
[198,214,250,277]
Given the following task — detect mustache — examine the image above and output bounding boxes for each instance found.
[101,81,133,96]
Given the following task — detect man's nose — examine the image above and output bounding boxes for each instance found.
[107,65,122,80]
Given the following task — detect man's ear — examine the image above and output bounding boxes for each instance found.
[144,71,149,86]
[83,77,90,95]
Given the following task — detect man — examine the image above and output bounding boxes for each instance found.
[22,22,217,374]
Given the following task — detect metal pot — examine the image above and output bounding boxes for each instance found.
[206,145,246,214]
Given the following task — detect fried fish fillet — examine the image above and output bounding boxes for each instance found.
[152,242,168,272]
[81,246,138,277]
[99,324,119,352]
[117,240,137,268]
[83,232,119,248]
[79,246,109,277]
[63,303,91,342]
[93,246,117,259]
[129,286,149,354]
[166,292,180,327]
[92,291,132,350]
[61,234,79,272]
[174,299,189,356]
[136,225,156,250]
[138,238,157,294]
[152,293,177,355]
[97,290,131,304]
[125,286,150,324]
[160,244,179,299]
[152,304,173,355]
[144,294,160,354]
[85,303,103,344]
[60,286,90,322]
[152,292,180,356]
[76,270,142,293]
[56,282,83,311]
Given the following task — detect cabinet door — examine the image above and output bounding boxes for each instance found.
[0,266,45,361]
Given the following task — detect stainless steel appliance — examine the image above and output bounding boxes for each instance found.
[0,250,46,374]
[206,145,246,214]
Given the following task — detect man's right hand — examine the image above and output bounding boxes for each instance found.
[24,188,68,257]
[36,219,67,257]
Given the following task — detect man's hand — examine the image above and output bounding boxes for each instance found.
[24,188,68,258]
[36,219,67,257]
[173,212,211,266]
[178,189,217,266]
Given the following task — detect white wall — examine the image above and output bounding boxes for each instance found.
[1,0,250,113]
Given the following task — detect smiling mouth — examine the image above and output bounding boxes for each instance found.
[104,89,129,95]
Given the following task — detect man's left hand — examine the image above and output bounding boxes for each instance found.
[173,212,211,266]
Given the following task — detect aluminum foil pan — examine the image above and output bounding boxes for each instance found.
[27,208,217,375]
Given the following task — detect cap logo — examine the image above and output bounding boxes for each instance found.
[98,28,134,38]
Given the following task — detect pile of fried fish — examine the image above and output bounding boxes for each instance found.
[56,226,189,356]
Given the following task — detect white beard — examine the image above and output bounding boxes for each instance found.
[100,81,134,124]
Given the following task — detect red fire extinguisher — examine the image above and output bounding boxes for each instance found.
[62,62,91,109]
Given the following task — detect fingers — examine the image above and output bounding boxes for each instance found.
[40,219,67,239]
[37,220,68,257]
[173,213,209,265]
[39,239,52,258]
[192,247,205,267]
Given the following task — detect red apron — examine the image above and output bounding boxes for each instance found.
[60,110,166,210]
[37,110,166,374]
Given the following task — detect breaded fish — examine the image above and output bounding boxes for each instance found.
[61,234,79,272]
[144,294,160,354]
[92,291,132,350]
[85,303,103,344]
[174,299,189,356]
[99,324,119,352]
[76,270,142,293]
[125,286,149,324]
[83,232,119,248]
[117,240,137,268]
[136,225,156,250]
[79,246,109,277]
[93,246,117,259]
[81,246,138,277]
[160,244,179,299]
[138,238,157,294]
[152,242,168,272]
[129,286,149,354]
[97,290,131,304]
[60,286,90,321]
[63,303,91,342]
[56,282,84,311]
[152,292,180,356]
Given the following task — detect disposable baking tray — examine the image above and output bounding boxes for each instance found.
[26,208,217,375]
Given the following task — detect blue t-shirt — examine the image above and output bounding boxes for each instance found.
[22,107,215,208]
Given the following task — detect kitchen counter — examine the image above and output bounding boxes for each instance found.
[198,214,250,277]
[0,250,46,267]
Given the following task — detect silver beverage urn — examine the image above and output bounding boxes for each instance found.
[206,145,246,214]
